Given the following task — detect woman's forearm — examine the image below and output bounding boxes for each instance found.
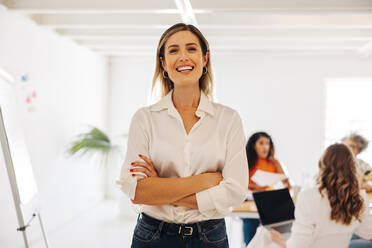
[172,194,198,209]
[132,173,222,205]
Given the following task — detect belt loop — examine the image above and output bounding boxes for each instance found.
[157,220,164,239]
[196,222,203,240]
[158,221,164,233]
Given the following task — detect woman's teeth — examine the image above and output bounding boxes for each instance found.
[176,66,193,72]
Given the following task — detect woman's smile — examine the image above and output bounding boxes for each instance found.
[176,65,194,75]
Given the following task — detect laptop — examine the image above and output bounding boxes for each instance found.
[253,188,295,237]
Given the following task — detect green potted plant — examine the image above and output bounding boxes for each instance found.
[68,126,120,198]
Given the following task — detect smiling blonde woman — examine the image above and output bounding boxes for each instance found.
[117,23,248,248]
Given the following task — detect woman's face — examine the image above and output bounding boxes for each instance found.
[254,136,271,159]
[161,30,208,88]
[343,139,359,156]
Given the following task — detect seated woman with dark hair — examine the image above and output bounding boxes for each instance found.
[242,132,291,245]
[246,132,291,192]
[271,143,372,248]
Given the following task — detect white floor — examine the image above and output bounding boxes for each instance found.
[33,200,137,248]
[29,195,372,248]
[31,200,245,248]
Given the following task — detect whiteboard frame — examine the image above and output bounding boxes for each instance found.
[0,106,29,247]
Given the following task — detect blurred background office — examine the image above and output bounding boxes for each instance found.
[0,0,372,247]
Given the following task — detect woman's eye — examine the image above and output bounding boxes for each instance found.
[169,49,177,54]
[188,47,197,51]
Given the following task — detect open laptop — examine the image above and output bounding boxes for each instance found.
[253,188,295,237]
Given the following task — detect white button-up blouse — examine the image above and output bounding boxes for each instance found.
[117,90,248,223]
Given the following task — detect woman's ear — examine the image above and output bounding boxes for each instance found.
[160,57,167,72]
[203,51,209,67]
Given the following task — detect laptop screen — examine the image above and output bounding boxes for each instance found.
[253,188,295,225]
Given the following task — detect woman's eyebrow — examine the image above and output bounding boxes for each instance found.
[167,44,179,49]
[167,43,198,49]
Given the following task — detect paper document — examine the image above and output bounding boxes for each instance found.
[251,170,287,187]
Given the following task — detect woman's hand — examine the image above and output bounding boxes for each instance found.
[203,172,223,188]
[248,184,270,192]
[270,228,287,248]
[362,184,372,193]
[130,154,159,178]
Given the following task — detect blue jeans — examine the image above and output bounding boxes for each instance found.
[349,240,372,248]
[131,213,229,248]
[242,218,260,245]
[349,235,372,248]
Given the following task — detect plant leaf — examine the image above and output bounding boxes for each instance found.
[68,127,112,156]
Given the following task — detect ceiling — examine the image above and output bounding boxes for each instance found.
[2,0,372,57]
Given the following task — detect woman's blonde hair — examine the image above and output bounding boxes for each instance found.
[317,143,364,225]
[152,23,213,99]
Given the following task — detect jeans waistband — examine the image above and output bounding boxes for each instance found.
[140,213,224,237]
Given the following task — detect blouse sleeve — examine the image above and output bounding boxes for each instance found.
[286,190,317,248]
[116,108,150,200]
[195,111,248,217]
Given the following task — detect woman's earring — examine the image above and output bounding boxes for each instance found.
[202,67,208,75]
[163,71,169,78]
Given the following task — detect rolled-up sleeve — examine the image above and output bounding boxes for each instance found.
[196,111,248,216]
[116,108,150,200]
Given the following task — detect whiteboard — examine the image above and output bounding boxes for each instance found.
[0,68,39,247]
[0,69,38,206]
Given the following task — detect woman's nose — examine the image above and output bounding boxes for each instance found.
[179,49,189,61]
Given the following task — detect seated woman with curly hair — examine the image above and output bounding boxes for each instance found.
[270,143,372,248]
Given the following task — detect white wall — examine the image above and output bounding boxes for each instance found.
[108,57,154,137]
[106,57,154,201]
[0,10,108,247]
[108,52,372,199]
